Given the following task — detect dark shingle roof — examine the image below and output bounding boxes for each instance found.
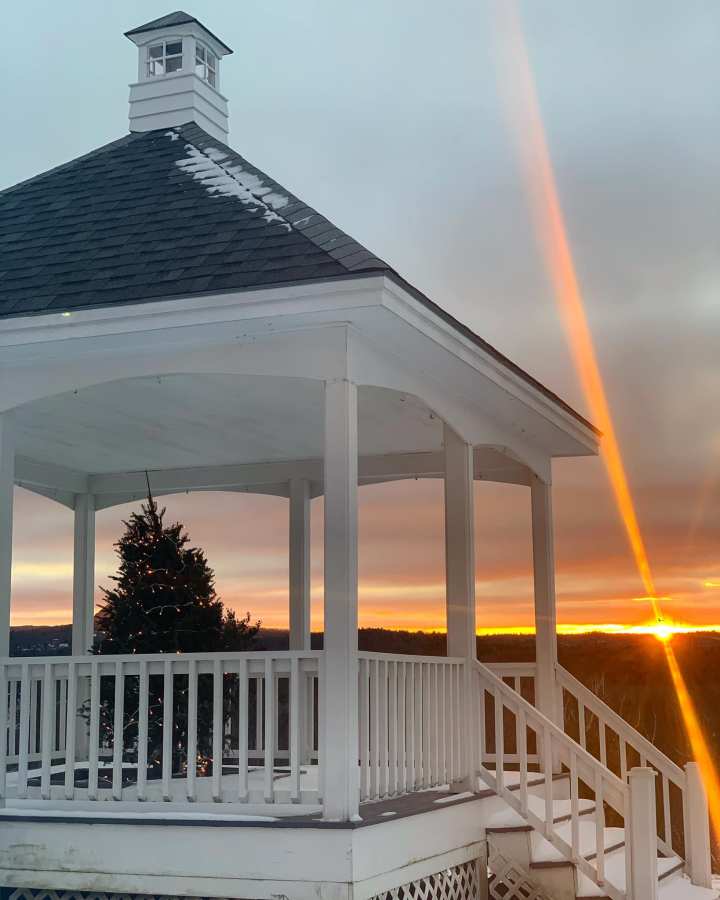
[124,12,233,53]
[0,122,391,315]
[0,122,599,436]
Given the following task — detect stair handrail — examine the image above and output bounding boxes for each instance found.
[474,659,631,900]
[556,663,686,859]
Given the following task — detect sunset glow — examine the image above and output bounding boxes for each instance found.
[495,0,720,837]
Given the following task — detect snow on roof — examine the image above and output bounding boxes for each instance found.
[174,137,291,230]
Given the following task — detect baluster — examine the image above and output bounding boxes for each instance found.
[64,663,77,800]
[431,664,440,787]
[578,701,586,751]
[543,729,554,832]
[136,660,148,801]
[369,657,379,799]
[289,656,300,803]
[595,770,606,884]
[388,660,397,797]
[662,773,671,850]
[421,663,430,788]
[599,720,607,767]
[358,658,369,800]
[8,678,17,757]
[40,663,54,799]
[438,664,446,785]
[513,676,520,696]
[494,688,504,792]
[112,661,124,800]
[620,738,628,782]
[316,659,324,804]
[378,658,388,797]
[186,658,197,802]
[414,662,423,788]
[263,657,275,803]
[55,678,67,753]
[87,661,100,800]
[407,661,416,791]
[162,660,174,801]
[212,657,222,802]
[518,706,528,816]
[479,683,486,770]
[29,677,38,757]
[17,665,30,798]
[237,657,248,802]
[255,675,263,754]
[398,661,406,793]
[570,751,579,860]
[0,665,7,800]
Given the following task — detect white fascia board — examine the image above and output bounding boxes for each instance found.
[0,278,385,352]
[379,276,599,456]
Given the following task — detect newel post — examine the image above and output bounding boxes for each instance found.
[685,762,712,888]
[629,767,658,900]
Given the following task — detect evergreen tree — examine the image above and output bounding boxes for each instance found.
[95,495,258,653]
[91,495,259,778]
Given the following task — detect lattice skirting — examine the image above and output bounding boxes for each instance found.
[487,839,550,900]
[368,859,482,900]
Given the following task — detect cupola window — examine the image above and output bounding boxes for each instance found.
[146,40,184,77]
[195,43,217,87]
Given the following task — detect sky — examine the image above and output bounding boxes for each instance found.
[2,1,719,634]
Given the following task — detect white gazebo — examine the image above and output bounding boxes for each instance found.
[0,12,711,900]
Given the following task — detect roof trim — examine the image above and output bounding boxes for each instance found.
[124,11,233,54]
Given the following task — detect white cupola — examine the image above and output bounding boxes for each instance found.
[125,11,233,143]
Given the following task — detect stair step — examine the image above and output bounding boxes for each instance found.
[574,849,683,897]
[487,796,596,833]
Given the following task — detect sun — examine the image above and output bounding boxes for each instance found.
[651,622,674,643]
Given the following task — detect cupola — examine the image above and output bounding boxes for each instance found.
[124,11,233,142]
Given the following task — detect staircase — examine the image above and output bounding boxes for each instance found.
[473,660,716,900]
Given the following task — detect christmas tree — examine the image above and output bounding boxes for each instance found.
[95,495,258,654]
[92,494,259,777]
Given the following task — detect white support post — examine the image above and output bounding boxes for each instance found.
[443,424,477,786]
[530,474,561,730]
[72,494,96,655]
[289,478,311,651]
[629,767,659,900]
[322,379,359,821]
[0,418,13,659]
[685,761,712,888]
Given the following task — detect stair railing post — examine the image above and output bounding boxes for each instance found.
[684,761,712,888]
[629,767,658,900]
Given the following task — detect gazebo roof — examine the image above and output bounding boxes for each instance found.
[0,122,598,437]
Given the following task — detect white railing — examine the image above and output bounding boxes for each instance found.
[474,660,632,900]
[556,664,689,861]
[358,652,466,802]
[1,651,321,807]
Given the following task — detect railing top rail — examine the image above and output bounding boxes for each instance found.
[474,659,628,797]
[0,648,323,667]
[358,651,465,664]
[556,663,685,786]
[484,661,537,674]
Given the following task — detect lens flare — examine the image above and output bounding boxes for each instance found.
[492,0,720,842]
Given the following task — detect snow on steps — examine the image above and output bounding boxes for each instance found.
[483,772,718,900]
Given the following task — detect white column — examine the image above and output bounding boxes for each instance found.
[531,473,561,728]
[629,767,659,900]
[443,424,477,787]
[0,417,14,658]
[322,379,359,821]
[685,761,712,888]
[444,424,476,660]
[289,478,311,651]
[72,494,96,655]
